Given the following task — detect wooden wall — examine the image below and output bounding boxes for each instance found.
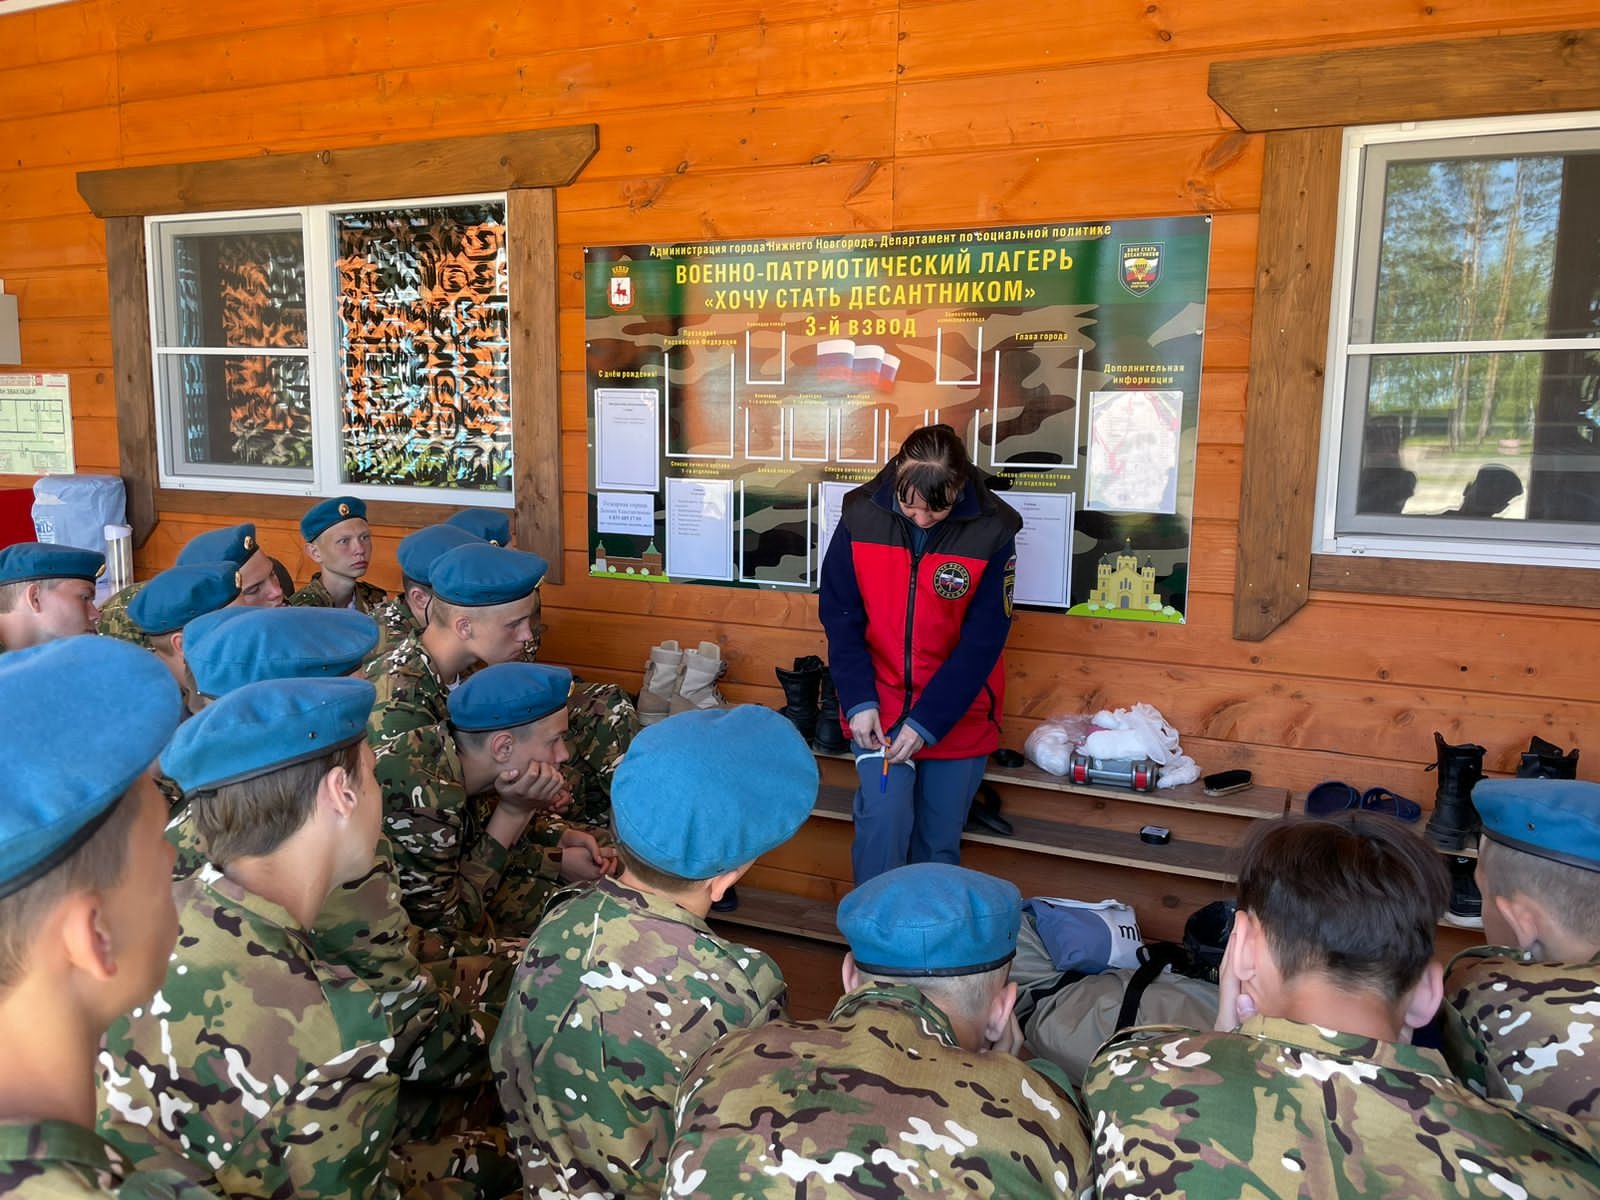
[4,0,1597,911]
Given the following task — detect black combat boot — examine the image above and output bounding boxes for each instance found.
[1424,731,1486,852]
[1444,855,1483,928]
[813,668,849,754]
[1517,735,1579,779]
[774,656,823,740]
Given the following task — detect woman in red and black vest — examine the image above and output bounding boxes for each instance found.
[820,425,1022,884]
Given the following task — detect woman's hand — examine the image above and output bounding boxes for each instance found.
[848,707,885,751]
[885,725,925,765]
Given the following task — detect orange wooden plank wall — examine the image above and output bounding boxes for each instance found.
[3,0,1597,813]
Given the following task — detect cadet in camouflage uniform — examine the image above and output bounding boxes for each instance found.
[100,675,513,1199]
[126,562,239,706]
[99,523,283,644]
[0,542,104,652]
[287,495,389,612]
[491,705,818,1198]
[0,638,217,1200]
[1442,779,1600,1130]
[1082,812,1600,1198]
[667,863,1093,1198]
[164,606,511,1140]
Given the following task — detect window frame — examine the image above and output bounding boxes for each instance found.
[146,193,516,508]
[1315,113,1600,567]
[1207,29,1600,638]
[76,126,596,582]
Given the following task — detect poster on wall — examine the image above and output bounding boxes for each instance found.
[584,217,1210,621]
[0,372,74,475]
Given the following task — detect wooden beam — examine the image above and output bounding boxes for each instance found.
[1311,554,1600,610]
[104,217,158,548]
[507,187,564,584]
[1232,128,1342,642]
[152,486,504,533]
[1210,29,1600,132]
[76,125,598,218]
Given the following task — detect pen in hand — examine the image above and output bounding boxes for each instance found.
[880,751,891,793]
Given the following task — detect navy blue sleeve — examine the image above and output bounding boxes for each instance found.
[905,537,1015,744]
[818,520,880,717]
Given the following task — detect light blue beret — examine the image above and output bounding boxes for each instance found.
[302,496,367,543]
[612,705,817,879]
[176,523,258,569]
[840,863,1022,977]
[396,524,479,586]
[448,662,572,732]
[129,562,241,635]
[446,509,512,547]
[430,543,548,606]
[0,636,181,897]
[1477,779,1600,873]
[0,542,105,585]
[184,607,379,697]
[161,676,376,792]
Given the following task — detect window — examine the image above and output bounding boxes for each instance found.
[1317,113,1600,568]
[148,195,514,506]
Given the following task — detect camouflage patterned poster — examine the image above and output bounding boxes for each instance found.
[584,216,1210,620]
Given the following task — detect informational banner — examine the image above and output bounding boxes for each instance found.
[0,372,74,476]
[585,217,1209,620]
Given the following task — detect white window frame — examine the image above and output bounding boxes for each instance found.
[1315,111,1600,568]
[147,191,515,513]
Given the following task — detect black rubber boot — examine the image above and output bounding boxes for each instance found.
[1444,855,1483,928]
[1517,735,1579,779]
[813,668,849,754]
[1424,731,1486,852]
[774,655,823,740]
[964,782,1013,836]
[710,885,739,913]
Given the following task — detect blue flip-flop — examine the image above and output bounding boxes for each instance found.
[1361,786,1422,824]
[1305,780,1360,816]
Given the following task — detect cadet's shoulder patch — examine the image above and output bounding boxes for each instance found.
[1003,553,1017,618]
[931,561,971,600]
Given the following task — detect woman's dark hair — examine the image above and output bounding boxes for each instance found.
[1237,812,1448,1001]
[891,424,974,512]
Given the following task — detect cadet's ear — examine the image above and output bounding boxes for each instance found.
[981,979,1019,1047]
[706,864,748,903]
[1494,891,1547,955]
[22,581,45,615]
[169,629,184,658]
[453,613,475,641]
[1400,959,1444,1038]
[319,761,359,822]
[1229,909,1264,983]
[304,540,324,566]
[840,952,861,994]
[489,729,517,764]
[59,892,120,983]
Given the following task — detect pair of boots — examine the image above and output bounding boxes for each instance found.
[774,656,848,753]
[1428,732,1579,927]
[638,640,729,726]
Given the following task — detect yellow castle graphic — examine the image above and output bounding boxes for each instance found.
[1088,541,1160,612]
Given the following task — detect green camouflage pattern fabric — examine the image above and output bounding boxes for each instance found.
[97,866,405,1199]
[0,1120,217,1199]
[1443,945,1600,1129]
[96,583,144,644]
[1081,1015,1600,1198]
[372,595,421,659]
[287,573,389,613]
[366,632,559,938]
[559,681,636,831]
[666,981,1093,1198]
[490,876,787,1198]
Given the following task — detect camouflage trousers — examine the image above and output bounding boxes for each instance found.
[391,1125,522,1200]
[561,680,638,831]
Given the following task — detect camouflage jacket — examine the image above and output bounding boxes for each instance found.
[667,982,1093,1198]
[288,573,389,613]
[1443,945,1600,1128]
[96,583,144,644]
[0,1120,215,1199]
[97,866,403,1200]
[1081,1015,1600,1198]
[489,877,787,1198]
[366,634,518,936]
[372,596,422,659]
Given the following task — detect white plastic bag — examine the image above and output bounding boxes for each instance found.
[1024,714,1098,776]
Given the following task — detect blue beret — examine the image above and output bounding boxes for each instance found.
[840,863,1022,977]
[161,676,375,792]
[129,562,241,635]
[449,662,572,732]
[0,542,105,586]
[613,705,816,879]
[1477,779,1600,873]
[0,636,181,897]
[302,496,368,543]
[184,607,379,697]
[396,525,479,586]
[177,523,258,569]
[446,509,512,547]
[430,543,547,606]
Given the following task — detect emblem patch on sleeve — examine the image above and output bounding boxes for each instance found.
[1003,554,1016,618]
[932,561,971,600]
